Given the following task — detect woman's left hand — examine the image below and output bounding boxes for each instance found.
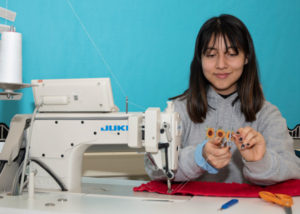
[233,127,266,162]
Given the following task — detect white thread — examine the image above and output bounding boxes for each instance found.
[128,100,145,111]
[65,0,126,96]
[5,0,8,25]
[172,178,190,193]
[65,0,148,111]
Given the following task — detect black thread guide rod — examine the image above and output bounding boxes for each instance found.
[158,142,174,193]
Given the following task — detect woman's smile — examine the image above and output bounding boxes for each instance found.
[214,72,231,79]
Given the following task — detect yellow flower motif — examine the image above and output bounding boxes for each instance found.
[216,129,225,138]
[206,128,215,139]
[226,131,234,141]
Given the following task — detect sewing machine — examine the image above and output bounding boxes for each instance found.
[0,78,181,194]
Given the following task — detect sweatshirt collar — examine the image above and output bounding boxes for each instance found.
[207,86,239,108]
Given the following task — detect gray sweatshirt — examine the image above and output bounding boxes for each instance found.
[145,87,300,185]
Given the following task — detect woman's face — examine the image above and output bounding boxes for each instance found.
[201,35,247,95]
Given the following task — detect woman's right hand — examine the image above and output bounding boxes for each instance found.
[202,137,232,169]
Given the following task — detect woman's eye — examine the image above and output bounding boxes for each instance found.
[226,49,239,57]
[227,52,238,57]
[206,53,216,57]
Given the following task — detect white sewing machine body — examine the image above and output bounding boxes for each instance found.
[30,110,180,192]
[0,78,181,193]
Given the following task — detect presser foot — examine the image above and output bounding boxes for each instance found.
[167,179,172,193]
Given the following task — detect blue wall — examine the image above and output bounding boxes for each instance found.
[0,0,299,129]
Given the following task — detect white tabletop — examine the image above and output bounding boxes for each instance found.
[0,177,298,214]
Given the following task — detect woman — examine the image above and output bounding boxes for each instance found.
[145,14,300,185]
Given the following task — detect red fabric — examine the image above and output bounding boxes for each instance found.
[133,179,300,197]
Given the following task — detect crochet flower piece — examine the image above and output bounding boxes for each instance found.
[206,128,215,139]
[216,129,225,138]
[226,131,234,141]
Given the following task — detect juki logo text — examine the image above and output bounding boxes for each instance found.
[100,125,128,131]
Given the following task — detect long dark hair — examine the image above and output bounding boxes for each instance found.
[172,14,264,123]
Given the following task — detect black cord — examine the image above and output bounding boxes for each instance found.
[30,159,68,191]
